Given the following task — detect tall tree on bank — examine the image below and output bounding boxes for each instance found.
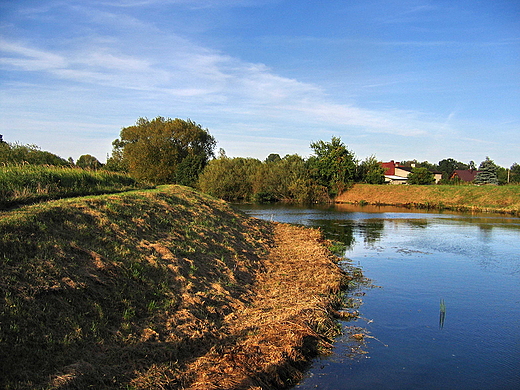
[307,137,357,197]
[475,157,499,185]
[111,117,216,185]
[357,155,385,184]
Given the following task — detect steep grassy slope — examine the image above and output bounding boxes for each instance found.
[336,184,520,215]
[1,185,355,389]
[1,185,272,388]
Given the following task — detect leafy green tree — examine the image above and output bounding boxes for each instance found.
[76,154,102,170]
[510,163,520,183]
[253,154,317,203]
[112,117,216,185]
[307,137,357,197]
[497,166,509,185]
[0,142,68,166]
[357,155,385,184]
[197,156,261,201]
[407,167,435,185]
[105,139,128,172]
[475,157,498,185]
[265,153,281,163]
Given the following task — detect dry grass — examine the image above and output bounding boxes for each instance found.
[184,223,350,390]
[1,185,356,389]
[336,184,520,215]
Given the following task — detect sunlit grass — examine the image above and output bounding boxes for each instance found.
[337,184,520,215]
[0,164,151,208]
[0,185,273,388]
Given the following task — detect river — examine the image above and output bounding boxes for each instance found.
[236,203,520,390]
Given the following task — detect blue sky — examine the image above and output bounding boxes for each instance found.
[1,0,519,167]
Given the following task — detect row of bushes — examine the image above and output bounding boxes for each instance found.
[196,152,385,203]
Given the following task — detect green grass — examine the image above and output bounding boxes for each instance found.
[0,165,151,209]
[337,184,520,215]
[0,185,272,389]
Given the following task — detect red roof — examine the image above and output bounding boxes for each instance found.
[381,161,397,175]
[451,170,478,182]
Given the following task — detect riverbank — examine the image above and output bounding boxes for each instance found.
[336,184,520,215]
[1,185,355,389]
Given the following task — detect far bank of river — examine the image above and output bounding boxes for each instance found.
[336,184,520,215]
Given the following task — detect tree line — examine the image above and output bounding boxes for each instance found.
[2,117,519,203]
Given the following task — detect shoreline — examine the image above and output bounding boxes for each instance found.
[184,222,358,389]
[1,186,363,389]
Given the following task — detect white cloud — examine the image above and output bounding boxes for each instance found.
[0,39,67,70]
[1,29,447,141]
[5,1,515,165]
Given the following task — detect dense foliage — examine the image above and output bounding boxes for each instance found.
[407,167,435,185]
[110,117,216,185]
[76,154,102,170]
[307,137,357,197]
[198,138,384,203]
[510,163,520,183]
[356,155,386,184]
[0,142,69,166]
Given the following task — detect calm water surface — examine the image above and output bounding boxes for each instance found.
[236,204,520,390]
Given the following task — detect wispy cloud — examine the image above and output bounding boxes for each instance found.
[0,39,67,70]
[2,0,517,165]
[0,13,447,140]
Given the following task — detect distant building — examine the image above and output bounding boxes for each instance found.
[381,160,412,184]
[381,160,442,184]
[450,169,479,183]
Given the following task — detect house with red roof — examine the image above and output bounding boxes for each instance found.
[380,161,413,184]
[381,160,442,184]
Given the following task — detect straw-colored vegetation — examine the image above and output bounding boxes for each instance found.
[336,184,520,215]
[1,185,359,389]
[0,165,150,209]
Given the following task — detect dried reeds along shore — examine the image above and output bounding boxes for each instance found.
[186,223,351,390]
[1,185,357,389]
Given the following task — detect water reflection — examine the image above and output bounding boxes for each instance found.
[236,203,520,390]
[312,219,356,249]
[358,220,385,245]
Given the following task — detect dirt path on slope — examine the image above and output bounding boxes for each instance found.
[185,222,352,390]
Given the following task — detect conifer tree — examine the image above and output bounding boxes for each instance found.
[475,157,498,185]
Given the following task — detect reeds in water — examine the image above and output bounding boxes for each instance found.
[439,298,446,329]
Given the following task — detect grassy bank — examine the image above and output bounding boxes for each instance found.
[0,165,150,209]
[336,184,520,215]
[1,185,356,389]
